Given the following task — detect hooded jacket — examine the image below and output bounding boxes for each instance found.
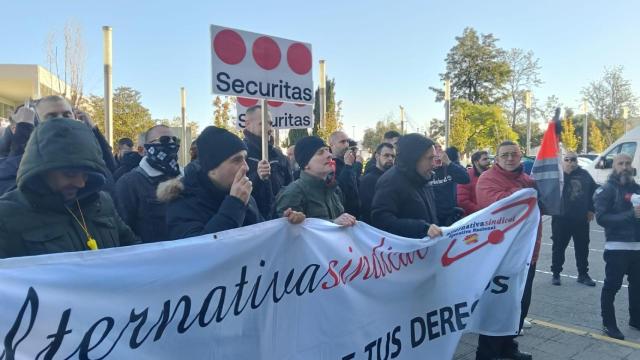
[0,122,35,195]
[476,163,541,262]
[371,135,438,238]
[159,167,263,240]
[0,118,137,259]
[113,151,142,181]
[358,165,385,224]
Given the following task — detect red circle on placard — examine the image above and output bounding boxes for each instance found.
[213,29,246,65]
[252,36,281,70]
[267,100,283,107]
[488,229,505,244]
[237,97,259,107]
[287,43,312,75]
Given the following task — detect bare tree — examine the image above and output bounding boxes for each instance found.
[502,49,542,128]
[43,20,85,107]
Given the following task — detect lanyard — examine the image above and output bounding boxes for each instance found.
[65,200,99,250]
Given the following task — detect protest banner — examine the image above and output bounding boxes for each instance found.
[0,189,538,359]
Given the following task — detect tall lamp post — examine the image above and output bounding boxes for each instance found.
[525,91,532,156]
[444,79,451,148]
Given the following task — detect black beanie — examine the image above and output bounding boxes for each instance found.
[295,136,327,169]
[396,133,435,170]
[197,126,247,173]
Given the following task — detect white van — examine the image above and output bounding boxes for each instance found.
[584,126,640,185]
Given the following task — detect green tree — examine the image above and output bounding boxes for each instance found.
[589,120,606,153]
[312,77,342,141]
[286,128,309,147]
[213,96,235,130]
[85,86,155,146]
[361,116,401,152]
[449,99,518,155]
[430,27,511,105]
[561,115,579,152]
[428,118,445,143]
[582,66,638,143]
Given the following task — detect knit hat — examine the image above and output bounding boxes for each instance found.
[197,126,247,172]
[295,136,328,169]
[396,133,435,171]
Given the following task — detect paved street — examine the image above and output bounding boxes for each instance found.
[454,216,640,359]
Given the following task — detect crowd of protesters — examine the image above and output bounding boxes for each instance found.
[0,95,638,359]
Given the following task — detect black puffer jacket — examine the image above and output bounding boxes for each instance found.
[358,166,384,224]
[113,151,142,181]
[160,168,263,240]
[334,157,360,217]
[594,176,640,244]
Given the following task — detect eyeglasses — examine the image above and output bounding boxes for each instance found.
[499,152,521,159]
[148,136,180,145]
[564,157,577,163]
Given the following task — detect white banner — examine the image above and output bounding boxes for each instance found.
[0,190,538,359]
[210,25,313,104]
[235,97,313,130]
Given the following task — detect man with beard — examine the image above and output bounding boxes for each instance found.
[243,105,291,219]
[364,130,401,175]
[594,153,640,340]
[550,151,598,286]
[371,134,442,239]
[359,143,395,224]
[115,125,181,243]
[457,150,490,216]
[0,118,136,258]
[329,131,360,217]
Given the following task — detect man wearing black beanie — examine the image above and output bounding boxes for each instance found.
[371,133,443,239]
[160,126,304,239]
[276,136,356,226]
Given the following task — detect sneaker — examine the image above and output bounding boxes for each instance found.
[577,274,596,287]
[603,325,625,340]
[552,273,561,286]
[523,319,532,328]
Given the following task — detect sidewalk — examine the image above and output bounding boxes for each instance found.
[453,319,640,360]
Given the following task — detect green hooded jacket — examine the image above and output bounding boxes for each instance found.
[0,118,137,259]
[275,171,344,221]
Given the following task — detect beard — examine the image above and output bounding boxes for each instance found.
[381,162,393,170]
[612,170,634,184]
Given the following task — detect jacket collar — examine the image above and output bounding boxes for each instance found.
[243,129,274,151]
[492,163,525,180]
[300,171,337,190]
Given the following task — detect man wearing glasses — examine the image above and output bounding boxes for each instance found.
[550,151,598,287]
[475,141,538,360]
[115,125,181,243]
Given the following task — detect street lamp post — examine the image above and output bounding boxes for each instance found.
[582,101,589,154]
[525,91,532,156]
[444,79,451,148]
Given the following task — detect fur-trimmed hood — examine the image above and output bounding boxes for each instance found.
[156,177,184,203]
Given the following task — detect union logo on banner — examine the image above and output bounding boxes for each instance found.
[210,25,314,104]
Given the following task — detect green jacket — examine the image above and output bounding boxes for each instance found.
[0,118,137,259]
[276,171,344,221]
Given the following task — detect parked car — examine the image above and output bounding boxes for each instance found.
[584,126,640,184]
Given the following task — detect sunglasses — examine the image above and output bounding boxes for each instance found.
[148,136,180,145]
[564,157,577,162]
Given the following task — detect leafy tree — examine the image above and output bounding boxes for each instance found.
[213,96,235,130]
[449,99,518,155]
[313,77,342,141]
[561,113,579,152]
[502,49,542,128]
[582,66,638,143]
[362,116,401,152]
[589,120,607,153]
[286,128,309,147]
[430,27,511,105]
[428,118,445,143]
[85,86,155,146]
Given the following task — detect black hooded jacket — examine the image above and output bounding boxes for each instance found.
[371,134,438,238]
